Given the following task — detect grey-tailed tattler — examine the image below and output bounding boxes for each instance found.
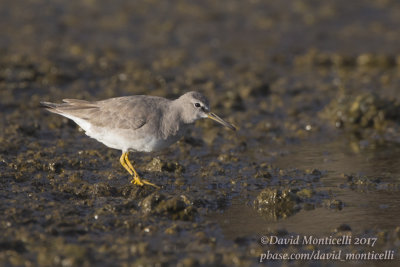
[41,91,236,188]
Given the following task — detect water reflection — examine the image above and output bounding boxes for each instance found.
[212,137,400,239]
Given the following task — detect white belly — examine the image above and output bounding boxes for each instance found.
[72,120,181,153]
[66,114,185,152]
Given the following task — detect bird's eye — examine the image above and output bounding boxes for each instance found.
[194,103,201,108]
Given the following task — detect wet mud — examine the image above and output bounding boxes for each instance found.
[1,0,400,266]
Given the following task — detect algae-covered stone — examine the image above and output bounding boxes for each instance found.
[324,199,344,210]
[140,193,196,221]
[296,188,314,198]
[345,174,382,191]
[335,224,352,232]
[130,242,150,255]
[254,188,301,219]
[140,192,167,214]
[145,157,185,174]
[178,257,199,267]
[321,92,400,131]
[154,195,197,221]
[48,162,63,174]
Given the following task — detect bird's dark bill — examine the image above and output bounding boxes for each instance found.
[207,112,237,131]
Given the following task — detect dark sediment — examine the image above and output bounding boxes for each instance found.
[1,0,400,266]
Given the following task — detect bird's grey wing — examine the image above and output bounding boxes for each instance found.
[87,97,150,130]
[42,97,148,130]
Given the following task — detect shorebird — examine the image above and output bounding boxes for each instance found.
[41,91,236,188]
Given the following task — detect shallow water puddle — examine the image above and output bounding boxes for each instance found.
[212,137,400,239]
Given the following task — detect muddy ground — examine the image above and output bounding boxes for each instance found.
[1,0,400,266]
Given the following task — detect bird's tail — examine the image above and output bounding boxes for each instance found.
[40,99,98,115]
[40,101,65,115]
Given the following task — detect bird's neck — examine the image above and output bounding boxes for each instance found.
[169,99,193,124]
[159,101,189,140]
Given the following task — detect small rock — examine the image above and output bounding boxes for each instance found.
[254,188,301,219]
[336,224,352,232]
[49,162,63,174]
[140,192,166,214]
[178,257,199,267]
[145,157,184,173]
[154,195,196,221]
[296,188,314,199]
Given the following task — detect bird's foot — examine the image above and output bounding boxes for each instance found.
[131,176,160,189]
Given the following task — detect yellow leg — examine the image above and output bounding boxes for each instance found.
[120,152,159,188]
[120,153,133,175]
[124,153,140,179]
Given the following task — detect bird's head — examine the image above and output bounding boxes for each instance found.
[177,91,236,130]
